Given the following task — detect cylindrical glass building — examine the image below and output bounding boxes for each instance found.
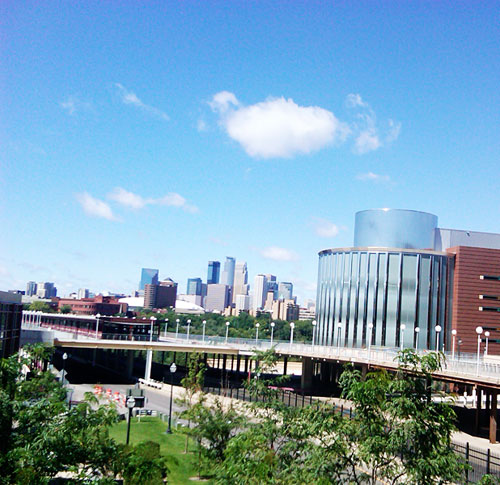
[316,210,453,351]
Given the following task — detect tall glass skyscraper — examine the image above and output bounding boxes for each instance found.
[187,277,203,295]
[221,257,236,287]
[207,261,220,284]
[139,268,159,291]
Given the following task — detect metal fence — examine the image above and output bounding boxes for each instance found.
[203,385,500,483]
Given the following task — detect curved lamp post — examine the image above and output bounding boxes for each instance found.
[95,313,101,340]
[289,322,295,349]
[312,320,317,347]
[186,319,191,341]
[126,396,136,445]
[435,325,442,351]
[476,326,483,376]
[336,322,342,354]
[367,323,373,359]
[255,323,260,345]
[62,352,68,386]
[167,362,177,434]
[225,321,230,344]
[451,329,457,360]
[202,320,207,343]
[270,321,275,347]
[150,316,156,342]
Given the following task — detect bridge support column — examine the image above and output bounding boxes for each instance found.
[301,357,314,391]
[126,350,134,378]
[244,356,249,374]
[490,391,498,444]
[283,356,288,375]
[144,349,153,381]
[475,386,482,435]
[236,355,241,372]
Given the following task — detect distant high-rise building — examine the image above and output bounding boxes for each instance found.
[26,281,37,297]
[187,278,202,295]
[207,261,220,284]
[0,291,22,359]
[232,261,249,304]
[144,278,177,310]
[36,282,56,298]
[278,282,293,300]
[265,275,278,299]
[139,268,159,291]
[253,274,267,310]
[235,294,250,313]
[205,284,231,312]
[221,257,236,287]
[78,288,89,299]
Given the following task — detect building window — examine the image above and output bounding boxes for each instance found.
[480,275,500,281]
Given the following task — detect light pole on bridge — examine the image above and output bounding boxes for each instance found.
[270,321,275,347]
[312,320,317,347]
[95,313,101,340]
[289,322,295,349]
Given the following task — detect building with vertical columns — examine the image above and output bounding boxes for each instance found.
[316,209,500,353]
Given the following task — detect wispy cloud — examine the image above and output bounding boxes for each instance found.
[76,192,117,221]
[60,96,93,116]
[115,83,169,121]
[107,187,198,214]
[260,246,299,262]
[346,93,401,155]
[311,217,340,238]
[210,91,350,159]
[356,172,392,183]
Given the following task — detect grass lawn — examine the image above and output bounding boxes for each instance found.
[109,416,212,484]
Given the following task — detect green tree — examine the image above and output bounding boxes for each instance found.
[0,344,125,484]
[60,304,72,313]
[28,301,53,312]
[120,441,169,485]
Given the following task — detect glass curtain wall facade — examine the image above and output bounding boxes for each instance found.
[316,248,453,350]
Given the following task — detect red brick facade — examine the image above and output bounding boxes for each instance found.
[57,295,127,316]
[447,246,500,355]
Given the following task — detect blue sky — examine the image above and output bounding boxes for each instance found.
[1,2,499,303]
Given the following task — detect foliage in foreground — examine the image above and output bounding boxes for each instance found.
[0,345,168,485]
[188,348,466,484]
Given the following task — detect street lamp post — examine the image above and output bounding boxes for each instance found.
[476,326,483,376]
[485,331,490,356]
[255,323,260,345]
[289,322,295,349]
[95,313,101,340]
[451,329,457,360]
[150,316,156,342]
[270,322,275,347]
[336,322,342,354]
[202,320,207,343]
[186,319,191,341]
[167,362,177,434]
[458,339,462,360]
[225,321,230,344]
[175,319,180,339]
[126,396,136,445]
[367,323,373,359]
[414,327,420,352]
[62,352,68,386]
[312,320,317,347]
[400,324,406,351]
[435,325,442,351]
[164,318,168,338]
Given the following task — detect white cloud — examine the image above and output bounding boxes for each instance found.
[76,192,116,221]
[356,172,391,183]
[197,119,207,132]
[60,96,93,115]
[312,217,340,238]
[260,246,299,262]
[115,83,169,121]
[354,130,381,154]
[346,93,401,155]
[107,187,198,214]
[107,187,148,209]
[211,92,350,159]
[209,91,239,113]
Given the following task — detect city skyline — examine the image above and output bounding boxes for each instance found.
[2,3,499,303]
